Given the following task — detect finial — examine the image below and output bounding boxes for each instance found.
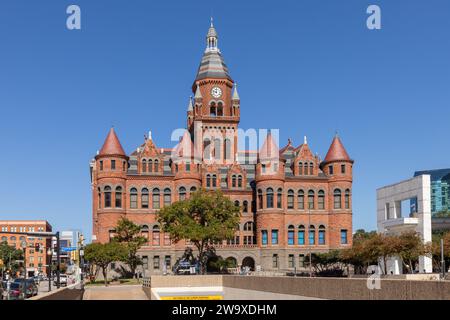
[148,130,152,140]
[210,16,214,27]
[304,136,308,145]
[96,150,99,155]
[288,138,292,145]
[335,130,339,137]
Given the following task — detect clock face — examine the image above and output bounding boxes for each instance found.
[211,86,222,98]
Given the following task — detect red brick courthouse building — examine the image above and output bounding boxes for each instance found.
[90,21,354,274]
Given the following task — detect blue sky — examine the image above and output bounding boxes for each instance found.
[0,0,449,241]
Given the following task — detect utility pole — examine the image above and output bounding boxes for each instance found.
[56,232,61,289]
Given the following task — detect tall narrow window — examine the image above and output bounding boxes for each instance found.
[243,200,248,213]
[234,200,240,208]
[329,165,334,175]
[309,225,315,245]
[345,189,350,209]
[164,188,171,206]
[287,190,294,209]
[309,162,313,175]
[152,226,160,246]
[266,188,274,208]
[298,225,305,245]
[297,190,305,209]
[232,175,236,188]
[190,186,197,196]
[258,189,263,209]
[179,187,186,201]
[308,190,315,209]
[141,188,149,208]
[341,164,346,174]
[154,159,159,173]
[318,225,326,245]
[271,229,278,245]
[212,174,217,187]
[99,161,103,171]
[130,188,138,208]
[98,188,101,209]
[115,186,122,208]
[210,103,216,117]
[214,139,221,160]
[288,254,294,268]
[153,256,160,269]
[149,159,153,173]
[261,230,268,245]
[152,188,160,209]
[217,102,223,116]
[142,159,147,173]
[341,229,348,244]
[111,160,116,170]
[334,189,342,209]
[238,175,242,188]
[206,174,211,187]
[318,190,325,210]
[262,164,266,174]
[224,139,231,161]
[203,139,211,160]
[104,186,111,208]
[299,162,303,175]
[272,254,278,268]
[186,162,191,172]
[277,188,282,208]
[288,225,295,245]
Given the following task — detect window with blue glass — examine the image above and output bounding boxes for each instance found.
[318,225,325,245]
[308,226,315,245]
[298,226,305,245]
[341,229,348,244]
[287,225,295,245]
[261,230,268,245]
[271,229,278,245]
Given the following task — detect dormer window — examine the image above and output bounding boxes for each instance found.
[142,159,147,173]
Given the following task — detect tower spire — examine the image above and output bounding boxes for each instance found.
[206,17,219,52]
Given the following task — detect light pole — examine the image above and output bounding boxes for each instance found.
[441,238,446,279]
[21,241,27,279]
[47,248,52,292]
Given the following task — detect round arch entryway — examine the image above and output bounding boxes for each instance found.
[225,257,237,268]
[241,256,255,271]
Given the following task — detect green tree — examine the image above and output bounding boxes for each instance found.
[112,217,147,278]
[431,231,450,272]
[0,241,23,276]
[394,231,430,274]
[84,242,127,286]
[435,210,450,218]
[158,189,240,274]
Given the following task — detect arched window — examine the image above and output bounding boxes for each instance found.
[288,225,295,245]
[130,188,138,208]
[224,139,231,161]
[115,186,122,208]
[299,162,303,175]
[310,162,314,175]
[217,102,223,116]
[238,175,242,188]
[148,159,153,173]
[334,189,342,209]
[232,175,236,188]
[142,159,147,173]
[214,139,221,160]
[287,190,294,209]
[297,190,305,209]
[318,190,325,210]
[243,222,254,232]
[212,174,217,187]
[152,225,160,246]
[318,225,326,245]
[1,236,7,242]
[266,188,274,208]
[164,188,171,207]
[203,139,211,160]
[154,159,159,173]
[152,188,160,209]
[141,225,149,243]
[345,189,350,209]
[277,188,282,208]
[104,186,112,208]
[234,200,240,208]
[206,174,211,187]
[298,225,305,245]
[141,188,149,208]
[179,187,186,201]
[258,189,263,209]
[309,225,316,245]
[308,190,315,209]
[243,200,248,213]
[210,102,216,117]
[190,186,197,196]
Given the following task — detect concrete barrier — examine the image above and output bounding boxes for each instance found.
[145,275,450,300]
[29,283,84,300]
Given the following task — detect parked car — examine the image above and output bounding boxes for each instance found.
[53,274,68,287]
[12,279,38,298]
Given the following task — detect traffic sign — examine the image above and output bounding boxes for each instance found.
[61,247,77,252]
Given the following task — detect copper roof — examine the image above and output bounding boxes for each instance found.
[323,135,351,163]
[98,128,126,157]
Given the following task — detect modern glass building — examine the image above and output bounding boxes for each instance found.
[414,169,450,216]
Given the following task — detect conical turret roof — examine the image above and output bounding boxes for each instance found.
[322,135,351,164]
[97,127,126,157]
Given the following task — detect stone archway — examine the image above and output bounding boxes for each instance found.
[225,257,237,268]
[242,256,255,271]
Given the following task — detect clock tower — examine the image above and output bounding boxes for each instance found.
[188,18,241,164]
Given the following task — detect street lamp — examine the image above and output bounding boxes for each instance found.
[79,249,84,282]
[47,248,52,292]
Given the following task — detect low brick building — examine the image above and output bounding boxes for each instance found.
[0,220,52,277]
[90,20,354,274]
